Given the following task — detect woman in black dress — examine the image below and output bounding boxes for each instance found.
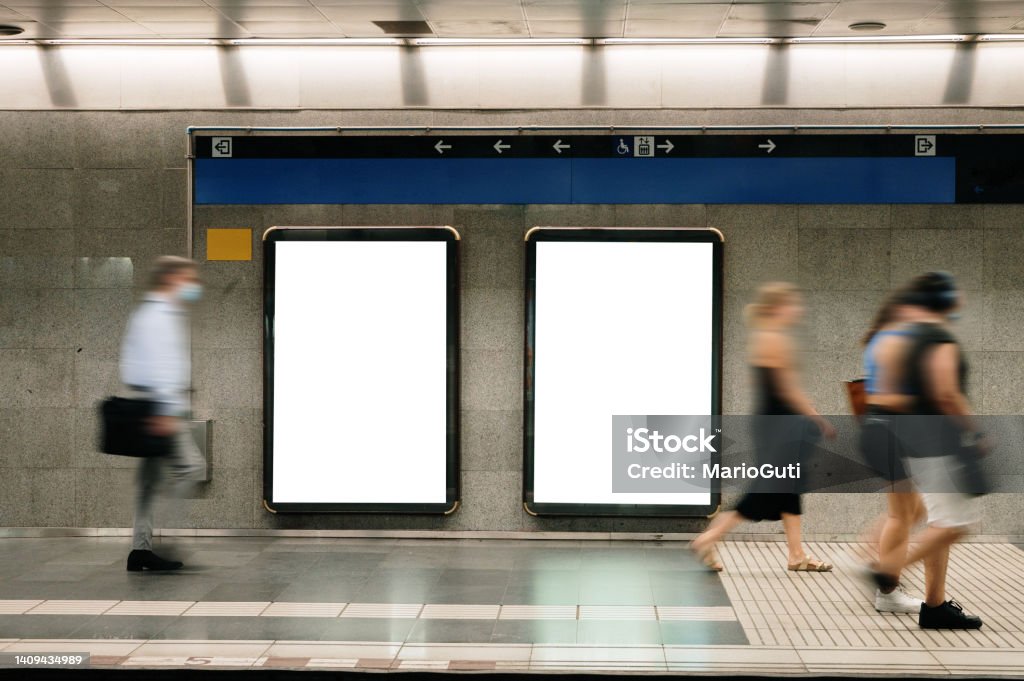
[691,282,835,572]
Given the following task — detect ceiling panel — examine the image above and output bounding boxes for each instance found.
[139,21,246,36]
[238,20,342,35]
[727,3,838,22]
[319,5,425,21]
[0,0,1023,40]
[113,6,225,21]
[8,4,126,20]
[624,18,726,35]
[720,18,821,36]
[932,0,1024,17]
[216,5,328,21]
[825,2,943,21]
[430,19,529,35]
[627,3,730,20]
[46,20,154,35]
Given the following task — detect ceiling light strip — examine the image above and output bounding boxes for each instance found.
[1,34,1023,47]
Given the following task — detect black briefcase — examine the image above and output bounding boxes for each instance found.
[98,396,174,458]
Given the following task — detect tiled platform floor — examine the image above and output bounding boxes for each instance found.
[0,537,1021,676]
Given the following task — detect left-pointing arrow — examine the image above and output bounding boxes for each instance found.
[553,139,570,154]
[494,139,511,154]
[435,140,452,154]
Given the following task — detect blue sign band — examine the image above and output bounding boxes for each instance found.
[195,156,955,205]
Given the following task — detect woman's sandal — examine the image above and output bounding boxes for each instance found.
[787,557,833,572]
[688,541,724,572]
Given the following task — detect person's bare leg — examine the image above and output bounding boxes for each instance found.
[781,512,805,564]
[876,492,918,587]
[903,526,962,569]
[861,513,886,556]
[923,544,950,607]
[693,510,744,553]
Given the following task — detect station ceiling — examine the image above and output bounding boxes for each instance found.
[0,0,1022,41]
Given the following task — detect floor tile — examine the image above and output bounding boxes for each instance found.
[67,615,177,640]
[499,605,577,620]
[532,644,666,663]
[131,640,274,658]
[0,615,98,639]
[27,600,118,615]
[491,619,578,644]
[420,604,500,620]
[106,601,194,616]
[154,616,330,642]
[0,600,42,614]
[406,619,497,644]
[576,621,663,645]
[182,601,269,617]
[267,642,401,658]
[317,618,417,642]
[397,643,531,662]
[3,639,146,656]
[262,602,345,618]
[340,603,422,619]
[659,622,749,646]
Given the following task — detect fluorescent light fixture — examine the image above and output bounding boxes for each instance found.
[2,33,1020,47]
[788,34,967,43]
[413,37,590,46]
[229,37,404,46]
[40,38,217,45]
[599,37,776,45]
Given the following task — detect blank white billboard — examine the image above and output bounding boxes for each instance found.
[265,230,457,511]
[527,230,721,515]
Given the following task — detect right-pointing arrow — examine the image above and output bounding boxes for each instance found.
[657,140,674,154]
[434,140,452,154]
[553,139,570,154]
[758,139,776,154]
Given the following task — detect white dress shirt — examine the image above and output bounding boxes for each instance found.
[119,291,190,417]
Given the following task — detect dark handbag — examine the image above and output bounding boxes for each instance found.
[99,396,174,458]
[953,445,991,497]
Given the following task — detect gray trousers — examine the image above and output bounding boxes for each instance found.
[132,426,206,551]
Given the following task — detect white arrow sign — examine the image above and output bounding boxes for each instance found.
[657,140,674,154]
[494,139,511,154]
[553,139,570,154]
[758,139,776,154]
[434,140,451,154]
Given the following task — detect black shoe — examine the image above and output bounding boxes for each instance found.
[127,549,183,572]
[919,599,983,629]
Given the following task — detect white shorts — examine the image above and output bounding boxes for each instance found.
[908,455,981,528]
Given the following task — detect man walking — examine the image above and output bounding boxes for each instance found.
[120,256,205,571]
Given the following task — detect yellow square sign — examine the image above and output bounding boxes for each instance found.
[207,228,252,261]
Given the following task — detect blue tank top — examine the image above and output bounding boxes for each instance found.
[863,329,913,395]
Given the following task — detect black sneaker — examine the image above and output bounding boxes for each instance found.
[127,549,184,572]
[919,599,982,629]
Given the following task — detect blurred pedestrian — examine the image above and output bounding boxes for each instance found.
[120,256,205,572]
[870,272,985,629]
[691,283,835,572]
[859,288,928,613]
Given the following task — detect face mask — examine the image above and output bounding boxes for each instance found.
[178,282,203,303]
[946,312,961,322]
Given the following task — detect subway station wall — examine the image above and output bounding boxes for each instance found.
[2,108,1024,537]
